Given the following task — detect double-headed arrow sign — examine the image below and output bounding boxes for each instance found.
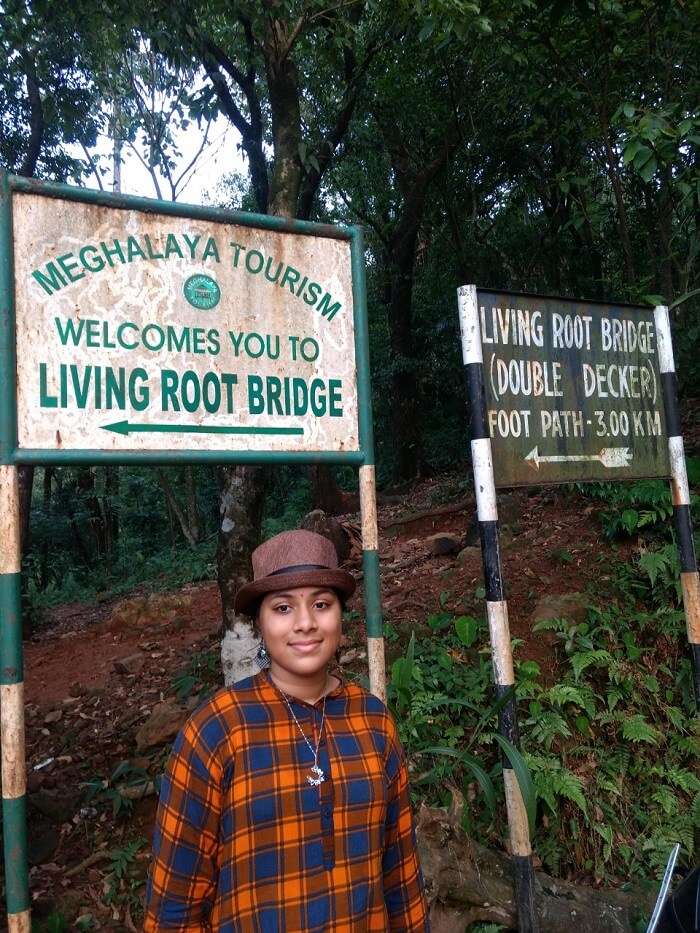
[101,420,303,437]
[525,446,633,470]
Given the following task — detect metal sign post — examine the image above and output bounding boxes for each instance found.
[457,284,700,932]
[0,174,30,933]
[0,172,385,926]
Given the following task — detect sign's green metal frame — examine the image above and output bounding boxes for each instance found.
[2,172,375,466]
[0,172,386,930]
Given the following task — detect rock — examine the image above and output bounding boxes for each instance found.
[221,623,261,687]
[113,652,146,675]
[29,788,82,824]
[26,771,45,794]
[417,803,652,932]
[463,519,480,547]
[43,709,62,724]
[499,525,514,548]
[338,648,366,665]
[497,492,522,526]
[530,593,588,645]
[426,533,461,556]
[456,546,481,565]
[128,757,151,771]
[300,510,351,563]
[135,700,188,750]
[28,822,60,866]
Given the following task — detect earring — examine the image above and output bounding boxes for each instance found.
[255,641,270,670]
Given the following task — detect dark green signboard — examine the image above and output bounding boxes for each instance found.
[477,290,670,487]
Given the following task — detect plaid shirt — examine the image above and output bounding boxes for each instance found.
[143,672,429,932]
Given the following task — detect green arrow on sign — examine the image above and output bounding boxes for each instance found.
[101,420,304,437]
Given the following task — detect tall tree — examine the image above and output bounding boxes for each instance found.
[0,0,104,552]
[145,0,387,674]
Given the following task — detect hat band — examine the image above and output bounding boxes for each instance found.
[267,563,330,577]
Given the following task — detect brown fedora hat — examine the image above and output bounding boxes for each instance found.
[234,530,356,615]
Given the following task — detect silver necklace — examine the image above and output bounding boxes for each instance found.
[280,691,327,786]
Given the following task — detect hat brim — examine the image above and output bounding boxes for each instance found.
[234,568,356,616]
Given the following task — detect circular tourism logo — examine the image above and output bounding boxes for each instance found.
[183,274,221,310]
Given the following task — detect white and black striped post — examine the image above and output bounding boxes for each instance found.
[458,284,538,932]
[655,305,700,710]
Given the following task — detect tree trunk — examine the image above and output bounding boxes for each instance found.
[156,469,199,548]
[39,467,52,591]
[598,112,636,287]
[309,466,345,515]
[16,52,44,555]
[387,230,422,481]
[184,467,201,544]
[104,466,119,555]
[375,114,454,481]
[417,805,652,932]
[77,467,108,558]
[54,471,93,568]
[20,50,44,178]
[18,465,34,556]
[219,11,305,682]
[218,465,267,684]
[264,17,303,218]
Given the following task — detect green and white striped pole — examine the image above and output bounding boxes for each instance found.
[0,171,31,930]
[0,468,30,931]
[351,226,386,701]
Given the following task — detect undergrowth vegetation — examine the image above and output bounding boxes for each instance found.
[379,474,700,886]
[385,594,697,885]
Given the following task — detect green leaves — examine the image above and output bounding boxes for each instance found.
[528,754,588,818]
[455,614,479,646]
[421,745,497,815]
[638,544,681,603]
[494,734,537,835]
[621,714,661,745]
[390,630,416,716]
[571,649,613,681]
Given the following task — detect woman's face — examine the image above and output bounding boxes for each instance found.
[258,586,342,681]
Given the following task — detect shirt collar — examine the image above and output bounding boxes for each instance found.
[258,669,346,707]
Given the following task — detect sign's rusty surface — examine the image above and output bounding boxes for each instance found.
[12,192,359,453]
[477,290,670,486]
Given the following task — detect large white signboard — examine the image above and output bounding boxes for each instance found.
[12,193,359,453]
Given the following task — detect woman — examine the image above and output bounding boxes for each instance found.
[143,529,429,932]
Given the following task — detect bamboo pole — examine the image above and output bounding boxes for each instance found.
[0,171,31,932]
[0,467,30,931]
[351,226,386,702]
[360,464,386,701]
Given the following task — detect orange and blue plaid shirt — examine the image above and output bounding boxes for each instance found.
[143,672,429,931]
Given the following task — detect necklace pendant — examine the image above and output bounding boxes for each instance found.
[307,765,325,786]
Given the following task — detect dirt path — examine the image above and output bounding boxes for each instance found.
[24,480,622,712]
[25,584,222,708]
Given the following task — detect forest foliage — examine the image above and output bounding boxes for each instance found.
[4,0,698,595]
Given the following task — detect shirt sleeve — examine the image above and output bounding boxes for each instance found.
[143,716,224,932]
[382,716,430,931]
